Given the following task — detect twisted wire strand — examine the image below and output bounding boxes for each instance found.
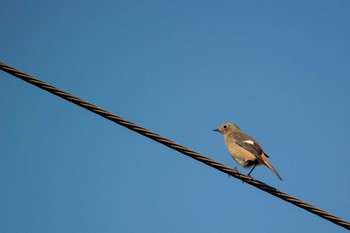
[1,61,349,231]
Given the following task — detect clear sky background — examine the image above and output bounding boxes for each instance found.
[1,1,349,232]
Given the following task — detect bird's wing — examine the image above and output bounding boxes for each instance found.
[232,132,264,160]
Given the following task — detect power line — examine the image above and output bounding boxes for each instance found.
[1,61,349,231]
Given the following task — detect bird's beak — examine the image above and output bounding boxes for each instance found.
[213,128,220,132]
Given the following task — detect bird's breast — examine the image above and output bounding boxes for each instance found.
[225,139,257,168]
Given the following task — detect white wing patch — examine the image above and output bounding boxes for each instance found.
[243,140,254,145]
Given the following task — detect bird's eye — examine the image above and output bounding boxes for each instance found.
[223,125,228,129]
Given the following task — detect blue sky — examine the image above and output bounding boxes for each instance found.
[1,1,350,232]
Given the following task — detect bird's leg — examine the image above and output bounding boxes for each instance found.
[247,164,257,177]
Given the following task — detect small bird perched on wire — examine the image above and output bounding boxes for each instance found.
[214,122,282,180]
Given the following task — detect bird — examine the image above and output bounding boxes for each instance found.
[214,122,282,180]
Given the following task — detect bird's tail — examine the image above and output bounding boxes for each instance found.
[261,153,283,180]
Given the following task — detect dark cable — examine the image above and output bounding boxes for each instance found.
[1,61,349,231]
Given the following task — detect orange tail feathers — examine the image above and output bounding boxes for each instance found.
[261,153,283,180]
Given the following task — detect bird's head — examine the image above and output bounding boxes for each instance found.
[213,122,240,135]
